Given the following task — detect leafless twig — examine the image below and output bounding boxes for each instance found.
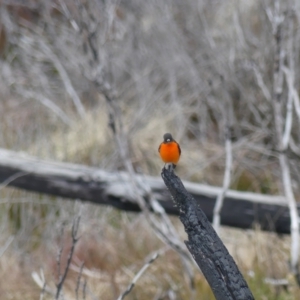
[117,251,160,300]
[38,38,86,118]
[0,172,29,191]
[31,269,56,297]
[16,87,72,126]
[82,277,87,300]
[252,64,272,102]
[75,261,85,300]
[56,216,81,299]
[282,67,294,149]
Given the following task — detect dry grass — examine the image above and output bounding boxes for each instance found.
[0,82,298,299]
[1,198,300,299]
[0,75,299,300]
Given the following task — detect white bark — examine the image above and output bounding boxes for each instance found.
[268,0,300,273]
[279,154,299,272]
[213,136,233,233]
[0,147,288,206]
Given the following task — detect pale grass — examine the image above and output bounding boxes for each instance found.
[1,196,299,299]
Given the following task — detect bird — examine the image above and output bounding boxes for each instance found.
[158,133,181,169]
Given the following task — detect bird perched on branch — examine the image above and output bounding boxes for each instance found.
[158,133,181,169]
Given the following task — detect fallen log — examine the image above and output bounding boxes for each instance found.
[0,148,296,234]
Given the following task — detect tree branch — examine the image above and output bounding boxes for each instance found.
[38,38,86,118]
[117,251,160,300]
[56,216,80,299]
[161,167,254,300]
[213,127,233,233]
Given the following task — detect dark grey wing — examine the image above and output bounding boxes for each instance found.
[177,142,181,155]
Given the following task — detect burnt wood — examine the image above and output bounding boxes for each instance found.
[161,167,254,300]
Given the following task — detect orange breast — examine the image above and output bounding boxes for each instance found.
[159,142,180,164]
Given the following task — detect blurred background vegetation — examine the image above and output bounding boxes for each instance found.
[1,0,300,299]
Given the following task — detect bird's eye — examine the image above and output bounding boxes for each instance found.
[167,139,170,142]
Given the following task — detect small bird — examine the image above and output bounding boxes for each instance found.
[158,133,181,169]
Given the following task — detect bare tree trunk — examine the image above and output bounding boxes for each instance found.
[268,0,300,275]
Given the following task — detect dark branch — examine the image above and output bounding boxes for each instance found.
[161,167,254,300]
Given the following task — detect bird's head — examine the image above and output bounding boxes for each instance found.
[163,133,173,143]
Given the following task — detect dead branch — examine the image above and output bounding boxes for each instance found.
[161,167,254,300]
[38,38,86,118]
[56,216,81,299]
[75,262,85,300]
[31,269,56,298]
[213,127,233,233]
[117,252,160,300]
[16,87,72,126]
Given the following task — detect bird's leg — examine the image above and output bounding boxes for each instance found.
[164,163,175,171]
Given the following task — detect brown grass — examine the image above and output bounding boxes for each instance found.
[1,194,300,300]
